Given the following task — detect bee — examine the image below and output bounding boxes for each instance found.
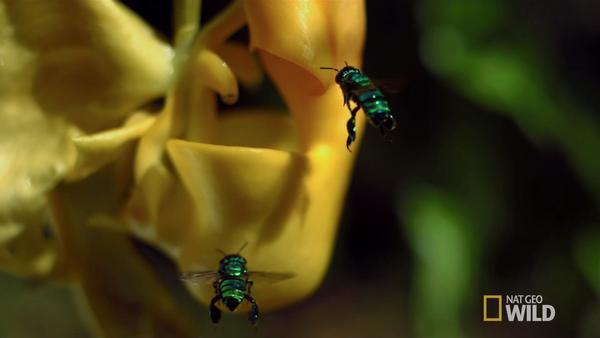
[180,243,294,325]
[321,64,397,150]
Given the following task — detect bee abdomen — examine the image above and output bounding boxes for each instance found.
[358,90,390,115]
[220,278,246,300]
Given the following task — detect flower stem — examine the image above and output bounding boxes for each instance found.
[172,0,201,78]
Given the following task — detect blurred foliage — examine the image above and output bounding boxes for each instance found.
[574,227,600,294]
[418,0,600,206]
[402,185,479,338]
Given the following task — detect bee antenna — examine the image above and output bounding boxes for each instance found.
[216,248,227,256]
[344,61,349,66]
[319,66,339,72]
[237,242,249,254]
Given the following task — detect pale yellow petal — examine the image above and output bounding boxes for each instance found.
[217,42,264,89]
[4,0,173,132]
[66,113,156,181]
[0,3,75,270]
[194,49,239,106]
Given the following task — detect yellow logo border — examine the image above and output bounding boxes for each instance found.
[483,295,502,321]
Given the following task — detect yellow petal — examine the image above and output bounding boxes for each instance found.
[192,49,239,106]
[217,110,299,151]
[66,113,156,181]
[244,0,366,92]
[217,42,264,89]
[0,93,74,229]
[245,0,367,150]
[0,3,74,277]
[4,0,173,132]
[0,0,173,279]
[159,132,357,310]
[0,222,23,246]
[0,221,57,277]
[49,172,198,337]
[166,139,308,236]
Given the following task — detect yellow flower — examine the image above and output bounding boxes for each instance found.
[0,0,171,277]
[1,0,366,336]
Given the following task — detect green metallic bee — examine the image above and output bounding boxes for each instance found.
[180,243,294,325]
[321,64,397,150]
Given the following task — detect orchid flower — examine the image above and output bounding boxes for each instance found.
[0,0,366,336]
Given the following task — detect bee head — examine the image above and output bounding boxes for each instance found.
[221,254,247,266]
[335,66,360,83]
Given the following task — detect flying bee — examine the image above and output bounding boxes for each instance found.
[180,243,294,325]
[321,64,397,150]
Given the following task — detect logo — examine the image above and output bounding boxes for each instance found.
[483,295,503,321]
[483,294,556,322]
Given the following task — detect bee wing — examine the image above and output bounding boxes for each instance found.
[248,271,295,284]
[180,271,219,284]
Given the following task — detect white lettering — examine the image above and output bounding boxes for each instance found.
[506,305,526,322]
[532,305,542,321]
[524,295,543,304]
[506,295,522,304]
[543,305,556,321]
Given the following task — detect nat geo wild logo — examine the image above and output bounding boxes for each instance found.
[483,294,556,322]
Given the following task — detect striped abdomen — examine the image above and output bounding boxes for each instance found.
[219,277,246,310]
[357,89,391,122]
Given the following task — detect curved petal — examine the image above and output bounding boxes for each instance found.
[66,113,156,181]
[244,0,366,92]
[4,0,173,132]
[0,2,74,277]
[166,135,356,310]
[217,42,264,89]
[0,0,172,278]
[245,0,367,150]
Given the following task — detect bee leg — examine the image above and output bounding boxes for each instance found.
[346,106,360,151]
[346,118,356,151]
[245,294,260,325]
[384,115,397,131]
[209,295,223,324]
[343,92,350,109]
[246,280,254,293]
[381,116,397,144]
